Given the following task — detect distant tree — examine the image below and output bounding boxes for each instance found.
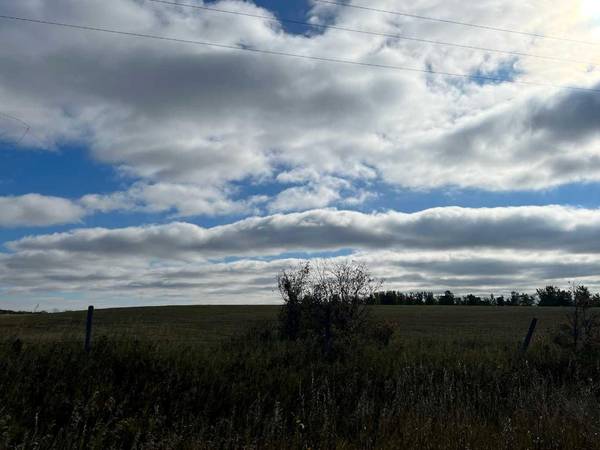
[504,291,534,306]
[555,285,600,353]
[369,287,600,309]
[407,293,421,305]
[398,292,409,305]
[424,291,437,305]
[519,293,536,306]
[537,286,573,307]
[413,292,425,305]
[508,292,520,306]
[574,286,591,305]
[481,294,494,306]
[383,291,394,305]
[438,290,455,305]
[465,294,481,306]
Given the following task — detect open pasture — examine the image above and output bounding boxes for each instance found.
[0,305,569,345]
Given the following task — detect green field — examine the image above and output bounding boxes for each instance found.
[0,305,569,345]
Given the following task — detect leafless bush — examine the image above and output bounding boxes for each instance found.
[277,262,311,340]
[277,260,382,353]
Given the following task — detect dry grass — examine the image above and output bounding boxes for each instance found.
[1,305,598,449]
[0,305,569,344]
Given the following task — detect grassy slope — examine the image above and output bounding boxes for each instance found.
[0,305,569,344]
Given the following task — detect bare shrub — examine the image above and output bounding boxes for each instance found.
[277,260,382,354]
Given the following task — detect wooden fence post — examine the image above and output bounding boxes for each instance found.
[521,318,538,353]
[85,305,94,352]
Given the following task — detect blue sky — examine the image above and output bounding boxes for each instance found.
[253,0,313,33]
[1,0,600,310]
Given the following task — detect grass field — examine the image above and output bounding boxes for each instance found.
[0,305,569,345]
[2,305,599,449]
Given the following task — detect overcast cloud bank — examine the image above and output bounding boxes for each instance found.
[3,206,600,309]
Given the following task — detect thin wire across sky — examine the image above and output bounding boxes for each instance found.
[148,0,599,67]
[0,4,599,94]
[314,0,600,47]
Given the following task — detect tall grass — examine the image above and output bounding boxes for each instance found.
[1,326,600,449]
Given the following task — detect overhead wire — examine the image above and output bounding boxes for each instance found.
[0,112,31,144]
[147,0,599,67]
[313,0,600,47]
[0,13,599,94]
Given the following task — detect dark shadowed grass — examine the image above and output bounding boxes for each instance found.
[1,306,599,449]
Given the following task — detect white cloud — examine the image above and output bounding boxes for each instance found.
[11,205,600,257]
[267,176,357,212]
[0,194,84,227]
[2,1,600,308]
[3,205,600,309]
[0,0,598,200]
[80,182,267,217]
[268,184,341,212]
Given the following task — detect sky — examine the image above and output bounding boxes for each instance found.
[1,0,600,310]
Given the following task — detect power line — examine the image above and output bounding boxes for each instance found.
[0,111,30,129]
[0,112,31,144]
[314,0,600,47]
[147,0,599,67]
[1,13,599,94]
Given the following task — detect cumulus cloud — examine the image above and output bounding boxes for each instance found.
[1,0,599,203]
[266,176,370,212]
[2,1,600,308]
[381,86,600,190]
[0,194,84,227]
[80,182,267,217]
[10,205,600,257]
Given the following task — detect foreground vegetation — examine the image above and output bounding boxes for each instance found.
[2,261,600,449]
[2,320,600,449]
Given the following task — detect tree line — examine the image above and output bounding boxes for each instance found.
[368,285,600,307]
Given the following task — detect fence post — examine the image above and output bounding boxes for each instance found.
[84,305,94,352]
[521,318,538,353]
